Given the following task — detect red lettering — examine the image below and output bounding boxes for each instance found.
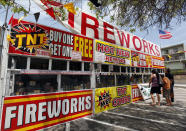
[103,22,115,44]
[116,29,130,47]
[97,43,103,53]
[142,40,149,54]
[105,46,110,54]
[81,13,99,39]
[155,45,160,56]
[133,36,142,51]
[148,42,156,55]
[68,12,74,28]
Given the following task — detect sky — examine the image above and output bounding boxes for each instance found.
[0,0,186,48]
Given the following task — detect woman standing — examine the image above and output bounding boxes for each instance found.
[149,69,161,106]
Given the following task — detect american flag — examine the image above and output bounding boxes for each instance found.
[159,30,172,39]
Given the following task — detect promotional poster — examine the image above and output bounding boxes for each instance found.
[95,40,131,66]
[8,19,94,62]
[95,85,131,113]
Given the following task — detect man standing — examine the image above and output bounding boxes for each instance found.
[165,68,174,102]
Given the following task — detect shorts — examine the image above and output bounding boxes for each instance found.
[150,86,161,94]
[163,88,171,99]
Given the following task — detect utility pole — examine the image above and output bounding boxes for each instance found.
[0,5,9,69]
[0,5,9,125]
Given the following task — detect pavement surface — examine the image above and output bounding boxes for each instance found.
[44,86,186,131]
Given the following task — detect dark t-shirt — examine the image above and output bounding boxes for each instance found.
[165,73,174,86]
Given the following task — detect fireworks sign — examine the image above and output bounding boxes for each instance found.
[8,19,93,62]
[131,85,143,102]
[33,0,162,57]
[1,90,93,131]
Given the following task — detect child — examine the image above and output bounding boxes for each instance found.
[162,75,172,106]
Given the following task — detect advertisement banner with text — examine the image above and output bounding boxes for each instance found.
[33,0,162,57]
[131,50,152,68]
[95,85,131,113]
[131,85,143,102]
[8,19,93,62]
[1,90,93,131]
[151,56,165,69]
[95,40,131,66]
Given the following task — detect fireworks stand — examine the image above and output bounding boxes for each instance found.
[0,2,165,130]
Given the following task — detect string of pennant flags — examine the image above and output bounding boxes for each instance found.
[9,1,76,26]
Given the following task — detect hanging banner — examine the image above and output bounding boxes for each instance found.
[138,83,154,100]
[131,51,152,67]
[95,40,131,66]
[131,84,143,102]
[151,56,165,68]
[8,19,93,62]
[95,85,131,113]
[33,0,162,57]
[1,90,93,131]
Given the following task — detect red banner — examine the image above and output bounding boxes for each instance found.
[1,90,93,131]
[132,85,143,102]
[8,19,93,62]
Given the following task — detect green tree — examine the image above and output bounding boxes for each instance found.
[0,0,28,15]
[88,0,186,32]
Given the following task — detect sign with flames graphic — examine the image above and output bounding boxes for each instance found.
[8,19,93,62]
[95,85,131,113]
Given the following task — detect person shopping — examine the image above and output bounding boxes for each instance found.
[161,75,172,106]
[165,68,174,102]
[149,69,161,106]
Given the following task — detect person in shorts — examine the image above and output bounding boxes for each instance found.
[149,69,161,106]
[162,75,172,106]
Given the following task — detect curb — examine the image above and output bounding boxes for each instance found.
[174,84,186,88]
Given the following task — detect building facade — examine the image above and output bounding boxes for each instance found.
[161,43,186,69]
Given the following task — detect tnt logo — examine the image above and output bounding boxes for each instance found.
[8,24,49,53]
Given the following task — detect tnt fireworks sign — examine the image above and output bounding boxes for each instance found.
[95,86,131,113]
[8,19,93,62]
[1,90,92,131]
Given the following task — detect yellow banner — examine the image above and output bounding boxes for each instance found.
[95,85,131,113]
[95,40,131,66]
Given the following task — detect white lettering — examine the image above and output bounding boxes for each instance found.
[25,104,37,124]
[71,98,77,113]
[38,102,47,121]
[4,106,17,129]
[85,96,91,110]
[62,99,69,115]
[17,105,24,126]
[48,100,61,118]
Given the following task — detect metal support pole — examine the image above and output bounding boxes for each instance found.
[90,63,96,115]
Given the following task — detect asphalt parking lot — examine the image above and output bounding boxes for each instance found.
[46,86,186,131]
